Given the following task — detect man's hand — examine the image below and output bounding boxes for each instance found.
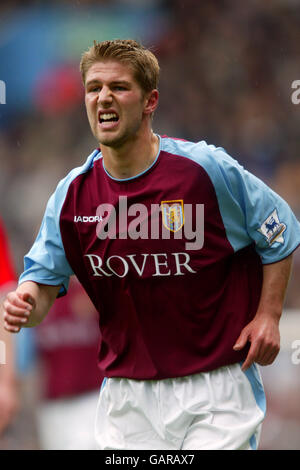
[233,313,280,371]
[2,282,60,331]
[2,291,35,333]
[234,254,293,372]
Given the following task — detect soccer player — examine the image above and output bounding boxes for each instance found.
[2,39,300,450]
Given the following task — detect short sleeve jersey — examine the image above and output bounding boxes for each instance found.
[19,136,300,379]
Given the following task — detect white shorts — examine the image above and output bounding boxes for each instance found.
[94,363,265,450]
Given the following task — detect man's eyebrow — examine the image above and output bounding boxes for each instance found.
[85,79,131,87]
[85,79,100,88]
[110,80,131,87]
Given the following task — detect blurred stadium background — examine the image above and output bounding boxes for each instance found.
[0,0,300,450]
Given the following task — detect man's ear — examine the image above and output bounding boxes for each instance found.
[143,89,159,115]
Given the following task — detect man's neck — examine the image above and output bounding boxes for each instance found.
[100,131,159,180]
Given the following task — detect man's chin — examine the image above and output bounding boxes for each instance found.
[96,131,116,145]
[97,132,127,149]
[99,137,121,148]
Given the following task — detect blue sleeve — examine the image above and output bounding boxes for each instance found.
[200,145,300,264]
[18,149,100,295]
[18,187,74,296]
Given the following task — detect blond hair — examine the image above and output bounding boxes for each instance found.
[80,39,160,94]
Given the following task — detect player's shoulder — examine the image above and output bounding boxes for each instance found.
[48,148,101,210]
[56,148,101,193]
[160,134,240,171]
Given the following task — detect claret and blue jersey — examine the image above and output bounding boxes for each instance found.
[19,136,300,379]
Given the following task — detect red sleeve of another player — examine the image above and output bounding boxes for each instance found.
[0,219,17,287]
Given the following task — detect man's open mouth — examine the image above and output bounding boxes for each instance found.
[98,112,119,124]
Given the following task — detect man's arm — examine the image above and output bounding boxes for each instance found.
[233,253,293,370]
[2,281,60,332]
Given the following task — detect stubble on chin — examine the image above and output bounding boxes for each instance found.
[95,129,122,149]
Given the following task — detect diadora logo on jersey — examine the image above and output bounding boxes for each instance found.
[161,200,184,232]
[74,215,103,223]
[258,209,286,245]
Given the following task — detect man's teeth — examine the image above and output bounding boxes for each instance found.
[100,113,118,121]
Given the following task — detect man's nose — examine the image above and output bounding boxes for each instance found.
[97,86,112,104]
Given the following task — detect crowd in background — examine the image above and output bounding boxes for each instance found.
[1,0,300,450]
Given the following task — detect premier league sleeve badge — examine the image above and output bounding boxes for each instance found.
[258,209,286,245]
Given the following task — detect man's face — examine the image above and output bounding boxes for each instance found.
[84,60,151,148]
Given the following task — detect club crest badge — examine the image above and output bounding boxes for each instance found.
[161,200,184,232]
[258,209,286,245]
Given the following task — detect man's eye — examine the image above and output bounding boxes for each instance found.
[88,87,100,92]
[113,86,126,91]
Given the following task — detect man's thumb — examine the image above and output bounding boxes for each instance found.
[20,292,35,308]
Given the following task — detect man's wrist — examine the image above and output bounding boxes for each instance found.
[254,305,282,323]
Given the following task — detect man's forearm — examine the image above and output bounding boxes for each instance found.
[233,254,293,369]
[17,281,60,327]
[255,253,293,321]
